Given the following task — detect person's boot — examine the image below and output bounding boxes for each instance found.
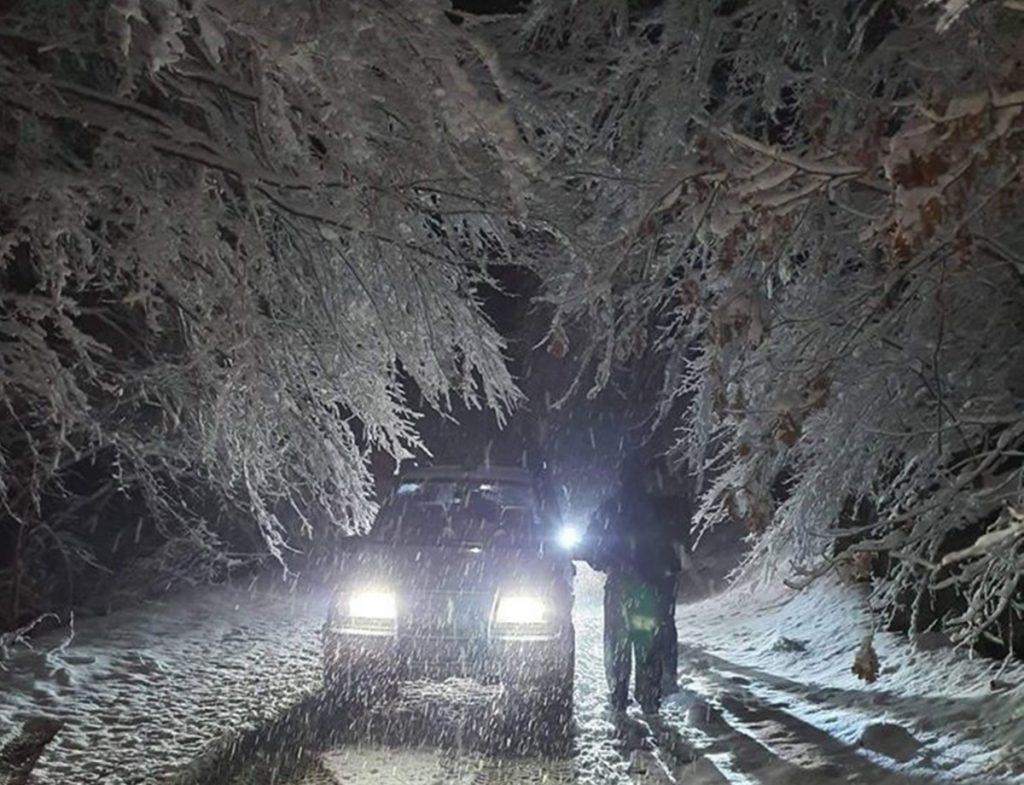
[609,683,629,713]
[661,676,680,696]
[640,698,661,716]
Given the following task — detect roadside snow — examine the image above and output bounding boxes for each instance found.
[0,584,328,784]
[4,564,1022,785]
[677,572,1024,783]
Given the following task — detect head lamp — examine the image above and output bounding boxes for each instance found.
[348,590,397,620]
[556,524,582,551]
[494,595,547,625]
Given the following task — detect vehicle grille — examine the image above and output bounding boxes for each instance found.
[401,591,491,640]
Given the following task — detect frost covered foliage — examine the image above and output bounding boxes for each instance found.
[0,0,524,621]
[476,1,1024,648]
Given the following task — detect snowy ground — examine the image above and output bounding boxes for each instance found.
[0,583,327,784]
[675,571,1024,784]
[2,566,1021,784]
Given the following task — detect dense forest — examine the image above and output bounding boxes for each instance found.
[2,0,1022,655]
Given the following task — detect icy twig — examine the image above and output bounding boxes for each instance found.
[0,613,60,665]
[941,508,1024,567]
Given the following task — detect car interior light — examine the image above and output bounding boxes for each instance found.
[348,590,397,619]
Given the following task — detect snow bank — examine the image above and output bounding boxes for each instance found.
[677,572,1024,782]
[0,585,328,784]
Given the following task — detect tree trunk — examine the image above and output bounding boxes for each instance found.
[0,718,63,785]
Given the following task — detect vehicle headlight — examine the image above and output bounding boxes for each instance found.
[348,590,397,620]
[494,595,547,625]
[332,589,398,636]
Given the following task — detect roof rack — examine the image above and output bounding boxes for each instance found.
[398,464,533,484]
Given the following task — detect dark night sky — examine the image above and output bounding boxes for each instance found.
[400,265,683,523]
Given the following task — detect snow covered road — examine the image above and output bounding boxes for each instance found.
[0,584,327,784]
[219,567,999,785]
[3,566,1019,784]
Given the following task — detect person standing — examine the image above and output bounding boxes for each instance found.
[584,458,682,714]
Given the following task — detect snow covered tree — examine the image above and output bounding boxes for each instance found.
[3,0,1022,654]
[466,0,1024,650]
[0,0,528,622]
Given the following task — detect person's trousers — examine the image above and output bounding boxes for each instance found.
[662,575,679,693]
[603,573,674,712]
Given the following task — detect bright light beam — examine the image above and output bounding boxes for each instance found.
[494,595,547,624]
[348,590,397,619]
[556,523,583,551]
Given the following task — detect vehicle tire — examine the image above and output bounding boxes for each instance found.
[552,653,575,711]
[323,659,398,710]
[542,673,574,736]
[506,653,574,751]
[542,630,576,742]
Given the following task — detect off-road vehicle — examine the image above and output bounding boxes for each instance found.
[323,466,575,722]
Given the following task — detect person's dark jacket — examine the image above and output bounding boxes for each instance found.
[584,489,682,583]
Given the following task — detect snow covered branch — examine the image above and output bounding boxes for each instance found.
[0,0,527,623]
[2,0,1022,652]
[474,0,1024,649]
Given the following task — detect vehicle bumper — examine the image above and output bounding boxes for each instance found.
[323,625,574,686]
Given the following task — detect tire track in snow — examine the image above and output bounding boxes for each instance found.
[668,653,943,785]
[200,567,942,785]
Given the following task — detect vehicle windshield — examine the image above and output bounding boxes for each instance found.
[370,478,538,547]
